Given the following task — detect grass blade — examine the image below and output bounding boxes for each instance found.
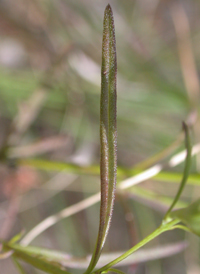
[85,4,117,273]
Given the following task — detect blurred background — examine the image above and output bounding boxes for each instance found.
[0,0,200,273]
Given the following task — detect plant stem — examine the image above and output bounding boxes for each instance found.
[94,219,179,273]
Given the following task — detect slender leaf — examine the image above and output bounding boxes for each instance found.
[11,249,71,274]
[154,171,200,186]
[18,158,100,175]
[164,122,191,221]
[4,243,71,274]
[85,4,117,273]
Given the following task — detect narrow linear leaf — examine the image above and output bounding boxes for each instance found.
[12,251,71,274]
[4,244,72,274]
[85,4,117,273]
[154,171,200,186]
[164,122,191,221]
[4,243,70,262]
[18,158,100,175]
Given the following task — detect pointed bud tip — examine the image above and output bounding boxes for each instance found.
[105,4,112,12]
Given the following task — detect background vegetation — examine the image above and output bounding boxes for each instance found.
[0,0,200,273]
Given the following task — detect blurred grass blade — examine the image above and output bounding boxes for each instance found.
[8,246,72,274]
[164,122,191,221]
[85,4,117,273]
[18,158,100,175]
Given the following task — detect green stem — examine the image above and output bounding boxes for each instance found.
[94,219,179,273]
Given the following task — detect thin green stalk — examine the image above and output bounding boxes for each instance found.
[94,219,179,273]
[163,122,191,221]
[84,4,117,274]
